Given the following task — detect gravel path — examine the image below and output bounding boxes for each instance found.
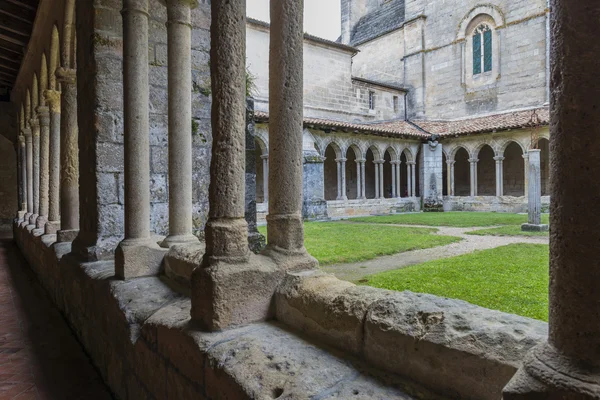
[322,223,549,283]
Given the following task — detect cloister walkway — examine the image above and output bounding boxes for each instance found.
[0,232,112,400]
[322,222,549,282]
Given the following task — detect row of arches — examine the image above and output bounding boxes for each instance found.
[444,138,550,197]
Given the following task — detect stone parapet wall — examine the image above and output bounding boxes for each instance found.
[14,222,548,399]
[326,197,420,219]
[444,195,550,213]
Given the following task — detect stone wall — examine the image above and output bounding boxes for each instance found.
[75,0,212,258]
[444,195,550,213]
[0,102,17,228]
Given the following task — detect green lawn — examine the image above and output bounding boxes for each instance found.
[258,222,461,265]
[362,244,549,321]
[467,225,549,237]
[351,212,550,228]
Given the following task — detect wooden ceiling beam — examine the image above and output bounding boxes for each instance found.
[0,1,36,23]
[0,29,27,47]
[0,52,22,66]
[0,70,17,80]
[0,37,24,55]
[0,14,32,37]
[6,0,39,12]
[0,63,19,73]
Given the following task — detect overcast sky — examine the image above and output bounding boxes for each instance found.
[247,0,341,41]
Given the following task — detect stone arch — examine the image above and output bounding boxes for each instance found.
[499,139,527,156]
[503,142,525,196]
[539,137,550,196]
[477,144,496,196]
[49,24,60,91]
[454,147,471,196]
[347,143,363,160]
[324,143,341,201]
[450,145,471,161]
[254,136,268,155]
[457,5,506,40]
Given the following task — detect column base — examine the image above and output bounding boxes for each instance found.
[28,214,39,226]
[57,229,79,243]
[262,244,318,272]
[423,199,444,212]
[164,242,205,289]
[36,215,47,230]
[160,233,199,248]
[503,343,600,399]
[17,211,26,221]
[45,220,60,235]
[190,253,281,331]
[115,238,167,280]
[521,223,549,232]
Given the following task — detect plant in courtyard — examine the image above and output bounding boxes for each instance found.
[246,64,257,98]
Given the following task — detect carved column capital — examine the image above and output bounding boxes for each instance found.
[493,156,505,162]
[22,128,32,138]
[56,67,77,85]
[468,158,479,164]
[44,90,62,114]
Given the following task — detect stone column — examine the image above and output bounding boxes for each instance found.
[379,161,385,198]
[469,158,478,197]
[262,155,269,203]
[391,161,397,198]
[406,161,412,197]
[494,156,504,197]
[24,128,33,219]
[45,90,61,234]
[338,158,348,200]
[409,161,416,197]
[56,68,79,242]
[446,160,455,196]
[396,161,401,198]
[504,1,600,396]
[521,150,548,232]
[161,0,199,247]
[115,0,166,279]
[360,160,366,199]
[36,106,50,229]
[335,159,342,200]
[29,117,40,225]
[522,153,529,197]
[17,136,27,220]
[263,0,316,267]
[374,161,380,198]
[355,159,361,199]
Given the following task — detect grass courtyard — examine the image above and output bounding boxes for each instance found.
[361,244,550,321]
[257,221,460,265]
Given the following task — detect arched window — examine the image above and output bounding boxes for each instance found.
[473,24,492,75]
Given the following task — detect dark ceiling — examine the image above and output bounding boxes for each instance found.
[0,0,39,94]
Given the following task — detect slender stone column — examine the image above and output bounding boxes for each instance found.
[355,159,362,199]
[391,161,397,198]
[446,160,455,196]
[337,158,348,200]
[45,90,61,234]
[379,161,385,198]
[261,155,269,203]
[55,68,79,241]
[24,128,33,219]
[396,161,401,198]
[522,153,529,197]
[494,156,504,197]
[29,118,40,225]
[521,150,548,232]
[360,160,366,199]
[36,106,50,229]
[116,0,166,278]
[263,0,315,266]
[374,161,380,198]
[408,161,416,197]
[406,161,412,197]
[160,0,199,247]
[17,136,27,220]
[504,1,600,396]
[469,158,478,197]
[335,159,342,200]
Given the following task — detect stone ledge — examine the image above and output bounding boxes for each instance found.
[276,271,548,400]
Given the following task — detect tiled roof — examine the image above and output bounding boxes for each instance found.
[411,107,550,137]
[254,111,428,139]
[350,0,405,46]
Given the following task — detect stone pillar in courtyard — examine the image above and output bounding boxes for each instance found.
[374,160,380,198]
[422,141,443,211]
[17,135,27,220]
[522,153,529,197]
[391,161,397,198]
[494,155,504,197]
[379,161,385,198]
[360,159,366,199]
[45,90,61,234]
[469,158,478,197]
[337,158,348,200]
[24,127,33,220]
[446,160,455,196]
[36,106,50,229]
[503,0,600,397]
[262,155,269,203]
[302,133,328,220]
[115,0,166,278]
[521,149,548,232]
[408,161,416,197]
[29,117,40,226]
[160,0,200,247]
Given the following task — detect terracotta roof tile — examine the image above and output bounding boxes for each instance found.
[410,107,549,136]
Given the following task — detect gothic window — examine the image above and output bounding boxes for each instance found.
[369,91,375,110]
[472,24,492,75]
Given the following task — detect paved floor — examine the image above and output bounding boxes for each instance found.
[323,223,549,282]
[0,232,113,400]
